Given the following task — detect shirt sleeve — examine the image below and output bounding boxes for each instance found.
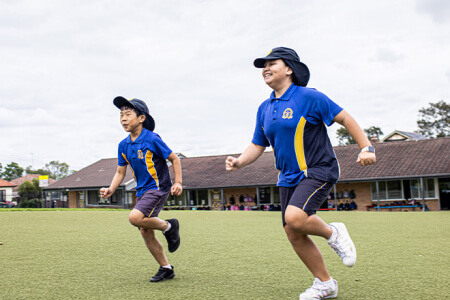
[251,103,270,147]
[150,134,173,159]
[312,92,343,126]
[118,142,128,166]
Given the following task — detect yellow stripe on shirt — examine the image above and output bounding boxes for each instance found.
[294,116,308,173]
[145,150,159,188]
[122,154,135,179]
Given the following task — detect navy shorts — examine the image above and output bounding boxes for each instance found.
[280,178,333,226]
[134,189,170,218]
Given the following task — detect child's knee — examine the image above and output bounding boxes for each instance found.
[129,214,141,227]
[285,212,307,233]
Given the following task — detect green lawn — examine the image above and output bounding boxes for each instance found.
[1,210,449,299]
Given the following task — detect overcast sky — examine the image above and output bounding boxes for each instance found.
[0,0,449,172]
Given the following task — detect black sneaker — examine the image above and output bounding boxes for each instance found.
[150,266,175,282]
[163,218,180,253]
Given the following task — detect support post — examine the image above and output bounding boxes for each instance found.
[334,184,338,211]
[376,181,380,212]
[420,177,426,212]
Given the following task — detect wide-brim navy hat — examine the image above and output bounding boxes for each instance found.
[113,96,155,131]
[254,47,310,87]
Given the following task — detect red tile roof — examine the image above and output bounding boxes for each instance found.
[0,178,15,187]
[10,174,56,189]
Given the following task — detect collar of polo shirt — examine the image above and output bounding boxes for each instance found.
[269,83,297,101]
[126,128,149,144]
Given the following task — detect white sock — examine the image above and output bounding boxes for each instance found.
[162,264,172,269]
[327,225,337,243]
[320,277,333,284]
[163,221,171,233]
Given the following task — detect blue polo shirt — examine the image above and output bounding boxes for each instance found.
[118,128,172,196]
[252,83,343,187]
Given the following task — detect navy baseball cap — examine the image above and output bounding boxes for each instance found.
[254,47,310,87]
[113,96,155,131]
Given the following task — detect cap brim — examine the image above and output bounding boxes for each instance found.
[253,55,282,68]
[114,96,133,110]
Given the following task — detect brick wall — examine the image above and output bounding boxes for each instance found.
[334,182,372,211]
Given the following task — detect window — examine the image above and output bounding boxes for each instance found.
[410,179,435,199]
[371,181,402,201]
[88,190,100,205]
[258,187,271,204]
[170,191,187,206]
[273,187,280,204]
[87,189,122,205]
[197,190,208,206]
[0,190,5,202]
[188,190,197,206]
[110,190,122,204]
[387,181,402,199]
[50,191,61,201]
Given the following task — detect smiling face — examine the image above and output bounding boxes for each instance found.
[262,59,293,89]
[120,107,145,133]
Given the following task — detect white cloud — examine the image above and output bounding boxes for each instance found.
[0,0,449,171]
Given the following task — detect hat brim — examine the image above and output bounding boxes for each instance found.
[113,96,155,131]
[253,55,283,68]
[253,57,310,87]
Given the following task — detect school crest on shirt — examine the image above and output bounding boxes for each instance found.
[137,150,144,159]
[282,108,293,119]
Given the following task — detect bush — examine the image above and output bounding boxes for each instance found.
[19,199,43,208]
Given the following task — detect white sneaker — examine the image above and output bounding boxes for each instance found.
[328,222,357,267]
[299,278,338,300]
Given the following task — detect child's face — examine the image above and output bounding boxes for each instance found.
[120,108,145,132]
[262,59,293,87]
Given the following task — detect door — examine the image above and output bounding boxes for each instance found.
[439,178,450,210]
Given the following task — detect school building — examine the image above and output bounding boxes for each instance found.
[44,135,450,212]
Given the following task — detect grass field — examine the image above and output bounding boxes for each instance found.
[1,210,449,299]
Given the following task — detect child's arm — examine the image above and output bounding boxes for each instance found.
[333,110,376,166]
[225,143,266,171]
[100,165,127,198]
[167,152,183,196]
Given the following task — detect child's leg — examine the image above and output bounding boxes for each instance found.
[284,205,332,238]
[129,209,168,231]
[284,225,330,281]
[140,227,169,266]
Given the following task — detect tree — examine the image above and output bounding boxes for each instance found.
[364,126,384,140]
[417,100,449,138]
[337,126,384,145]
[18,180,38,200]
[1,162,24,181]
[44,161,70,180]
[336,128,355,145]
[25,166,52,177]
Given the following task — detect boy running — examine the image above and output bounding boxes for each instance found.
[101,97,182,282]
[226,47,376,299]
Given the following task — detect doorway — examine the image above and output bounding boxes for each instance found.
[439,178,450,210]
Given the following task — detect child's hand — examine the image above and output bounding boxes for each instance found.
[100,187,113,199]
[171,183,183,196]
[356,152,376,166]
[225,156,240,171]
